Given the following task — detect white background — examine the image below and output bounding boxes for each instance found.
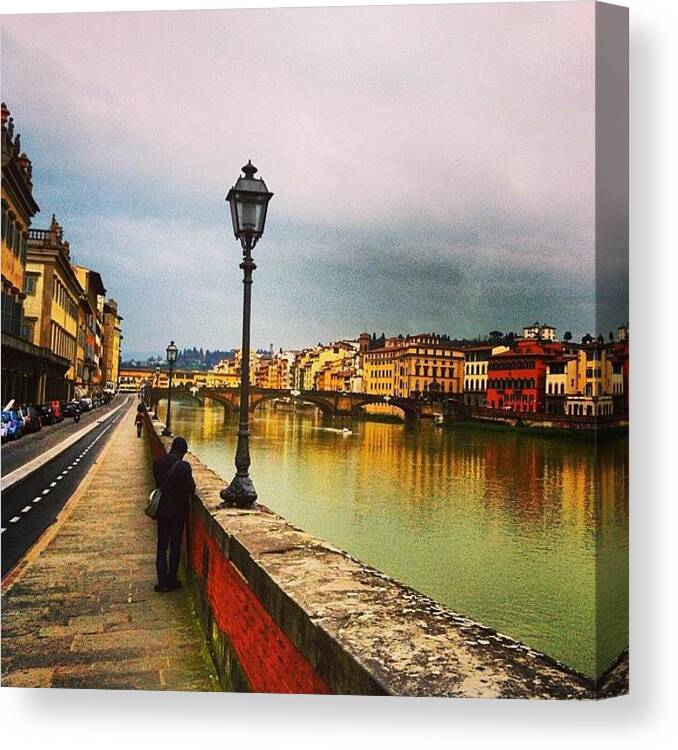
[1,0,676,747]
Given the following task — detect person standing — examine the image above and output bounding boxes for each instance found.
[134,410,144,437]
[152,437,195,592]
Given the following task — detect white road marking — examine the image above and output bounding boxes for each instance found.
[9,516,20,523]
[21,505,31,513]
[57,474,64,479]
[33,497,41,503]
[1,400,127,492]
[50,481,57,487]
[42,489,50,495]
[1,528,6,534]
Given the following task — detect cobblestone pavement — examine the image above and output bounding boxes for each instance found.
[2,395,128,477]
[1,402,219,691]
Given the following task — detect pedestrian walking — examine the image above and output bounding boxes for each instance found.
[151,436,195,593]
[134,410,144,437]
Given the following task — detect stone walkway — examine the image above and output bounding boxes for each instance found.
[1,402,218,691]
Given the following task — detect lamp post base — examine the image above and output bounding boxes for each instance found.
[220,474,257,509]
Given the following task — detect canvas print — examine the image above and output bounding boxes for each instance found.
[1,2,628,698]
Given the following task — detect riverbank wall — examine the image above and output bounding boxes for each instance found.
[142,409,627,699]
[444,407,628,436]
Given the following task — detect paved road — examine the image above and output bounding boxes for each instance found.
[1,403,130,577]
[1,395,130,477]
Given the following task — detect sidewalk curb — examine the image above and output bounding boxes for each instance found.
[1,401,134,594]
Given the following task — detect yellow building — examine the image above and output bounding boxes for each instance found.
[363,333,464,399]
[118,367,246,393]
[102,298,123,387]
[2,104,71,404]
[24,216,85,399]
[546,345,624,416]
[254,351,294,390]
[1,103,76,406]
[213,350,258,388]
[72,264,106,396]
[294,342,358,391]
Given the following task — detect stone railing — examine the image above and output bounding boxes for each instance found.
[141,408,627,698]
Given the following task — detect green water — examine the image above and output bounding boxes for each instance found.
[161,399,628,679]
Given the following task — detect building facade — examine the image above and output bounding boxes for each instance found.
[24,217,84,400]
[72,264,106,397]
[1,103,70,406]
[363,333,464,399]
[102,298,123,387]
[522,322,557,341]
[486,338,562,413]
[462,344,510,406]
[545,344,625,417]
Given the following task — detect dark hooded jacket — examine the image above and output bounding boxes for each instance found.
[152,439,195,520]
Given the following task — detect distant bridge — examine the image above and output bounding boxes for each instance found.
[154,386,439,421]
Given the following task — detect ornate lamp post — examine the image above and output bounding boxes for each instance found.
[162,340,178,436]
[153,365,161,419]
[220,160,273,508]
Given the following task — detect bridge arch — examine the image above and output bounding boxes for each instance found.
[349,397,421,421]
[250,391,337,417]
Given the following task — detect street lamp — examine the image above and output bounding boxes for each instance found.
[162,340,178,436]
[153,365,161,419]
[220,160,273,508]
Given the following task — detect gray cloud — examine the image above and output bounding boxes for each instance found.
[0,3,626,354]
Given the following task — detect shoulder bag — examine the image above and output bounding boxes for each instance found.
[145,460,181,519]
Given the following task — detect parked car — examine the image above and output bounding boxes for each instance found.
[2,410,24,441]
[17,405,42,433]
[36,404,57,426]
[62,401,80,418]
[79,397,93,412]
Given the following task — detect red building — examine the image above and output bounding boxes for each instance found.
[486,339,562,413]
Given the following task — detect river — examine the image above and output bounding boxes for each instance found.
[159,398,628,679]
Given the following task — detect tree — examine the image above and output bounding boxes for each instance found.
[609,331,614,341]
[564,331,572,342]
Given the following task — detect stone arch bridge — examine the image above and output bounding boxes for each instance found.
[155,386,434,421]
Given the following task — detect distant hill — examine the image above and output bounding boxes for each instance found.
[122,347,236,371]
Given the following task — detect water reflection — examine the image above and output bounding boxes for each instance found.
[159,398,628,678]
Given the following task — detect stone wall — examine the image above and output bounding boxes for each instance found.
[142,409,627,698]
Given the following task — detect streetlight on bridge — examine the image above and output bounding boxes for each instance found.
[162,340,178,436]
[153,365,160,419]
[220,160,273,509]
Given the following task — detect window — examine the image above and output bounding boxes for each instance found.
[1,201,7,243]
[21,319,35,342]
[23,273,39,295]
[6,213,15,253]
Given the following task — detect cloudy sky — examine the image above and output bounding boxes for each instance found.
[1,2,627,357]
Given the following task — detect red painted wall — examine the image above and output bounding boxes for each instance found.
[143,406,330,694]
[487,340,561,413]
[191,515,331,695]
